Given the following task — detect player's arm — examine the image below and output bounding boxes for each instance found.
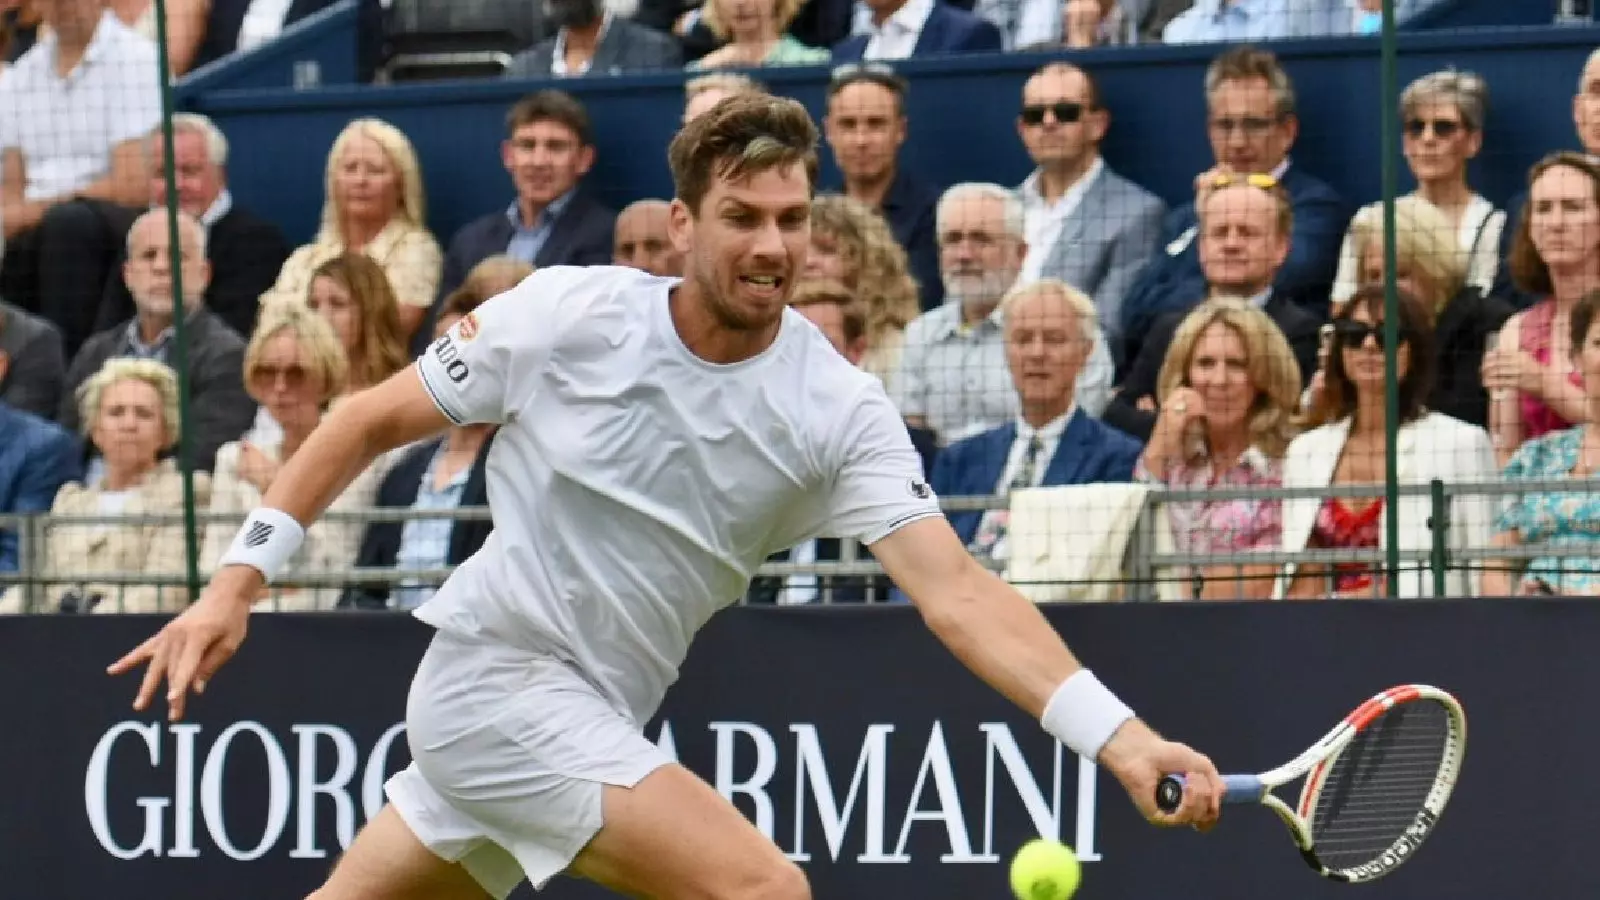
[872,518,1223,827]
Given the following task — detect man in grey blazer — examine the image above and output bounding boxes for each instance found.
[506,0,681,78]
[1015,62,1164,366]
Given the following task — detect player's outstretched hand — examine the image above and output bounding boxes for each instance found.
[1099,719,1223,831]
[105,567,258,721]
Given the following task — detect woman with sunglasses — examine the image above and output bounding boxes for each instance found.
[1485,290,1600,597]
[200,304,387,611]
[1330,70,1502,306]
[1277,286,1495,600]
[1309,196,1514,427]
[1483,153,1600,462]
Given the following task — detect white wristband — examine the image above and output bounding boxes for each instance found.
[217,508,305,583]
[1041,669,1136,762]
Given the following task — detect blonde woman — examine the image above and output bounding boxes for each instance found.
[201,304,386,611]
[1138,300,1302,600]
[1331,70,1504,304]
[0,359,210,614]
[688,0,828,70]
[805,195,921,396]
[259,118,442,340]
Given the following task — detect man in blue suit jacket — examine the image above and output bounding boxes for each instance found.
[0,401,80,572]
[930,280,1140,557]
[1117,46,1346,372]
[832,0,1001,61]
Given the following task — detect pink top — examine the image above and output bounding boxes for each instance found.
[1136,446,1284,556]
[1518,299,1584,441]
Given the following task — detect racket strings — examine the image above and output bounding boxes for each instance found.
[1308,700,1451,869]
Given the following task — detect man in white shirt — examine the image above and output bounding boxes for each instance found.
[895,182,1116,446]
[0,0,160,357]
[110,96,1222,900]
[832,0,1002,62]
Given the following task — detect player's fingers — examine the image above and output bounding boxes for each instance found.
[132,635,173,712]
[106,634,158,676]
[191,641,235,696]
[166,631,211,721]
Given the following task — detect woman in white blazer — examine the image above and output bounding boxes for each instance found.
[1276,286,1495,599]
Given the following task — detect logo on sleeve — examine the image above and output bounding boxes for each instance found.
[432,334,470,384]
[457,312,480,342]
[908,479,932,499]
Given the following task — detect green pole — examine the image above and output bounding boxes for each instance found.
[1380,0,1401,599]
[151,0,202,604]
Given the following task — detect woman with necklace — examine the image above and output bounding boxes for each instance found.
[687,0,827,70]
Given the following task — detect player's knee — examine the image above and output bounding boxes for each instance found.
[719,858,810,900]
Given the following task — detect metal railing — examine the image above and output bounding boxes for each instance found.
[6,475,1600,611]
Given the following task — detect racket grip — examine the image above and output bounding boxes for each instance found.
[1155,773,1266,813]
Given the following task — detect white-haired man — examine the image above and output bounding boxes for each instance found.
[893,181,1114,447]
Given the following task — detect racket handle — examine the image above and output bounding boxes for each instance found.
[1155,773,1266,813]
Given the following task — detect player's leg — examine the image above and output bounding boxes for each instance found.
[305,805,491,900]
[566,763,811,900]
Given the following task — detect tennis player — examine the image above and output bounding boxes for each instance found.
[109,96,1224,900]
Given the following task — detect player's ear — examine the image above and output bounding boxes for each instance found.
[667,198,694,255]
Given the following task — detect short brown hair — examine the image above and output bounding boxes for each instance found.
[790,279,865,346]
[507,90,592,146]
[1205,45,1295,118]
[669,94,819,216]
[1509,151,1600,296]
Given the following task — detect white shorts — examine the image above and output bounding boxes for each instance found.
[385,631,671,898]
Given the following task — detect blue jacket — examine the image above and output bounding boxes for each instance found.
[831,2,1002,62]
[0,403,81,572]
[932,409,1141,546]
[1117,163,1348,372]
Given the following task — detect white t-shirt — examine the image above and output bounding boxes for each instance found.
[414,266,941,722]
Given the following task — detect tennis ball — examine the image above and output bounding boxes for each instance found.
[1009,838,1082,900]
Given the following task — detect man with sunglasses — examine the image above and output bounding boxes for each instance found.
[1118,46,1345,370]
[55,210,254,475]
[1015,62,1164,363]
[823,63,943,309]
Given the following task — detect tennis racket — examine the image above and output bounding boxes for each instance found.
[1155,684,1466,884]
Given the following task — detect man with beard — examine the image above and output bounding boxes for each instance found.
[506,0,681,78]
[893,182,1115,447]
[111,96,1224,900]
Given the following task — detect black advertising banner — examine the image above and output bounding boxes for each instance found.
[1,600,1593,898]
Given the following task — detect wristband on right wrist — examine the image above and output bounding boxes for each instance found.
[216,508,305,584]
[1040,669,1136,762]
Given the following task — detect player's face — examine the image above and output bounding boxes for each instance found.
[673,162,812,331]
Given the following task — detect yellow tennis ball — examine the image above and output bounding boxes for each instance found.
[1010,838,1082,900]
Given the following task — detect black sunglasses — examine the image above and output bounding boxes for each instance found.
[1404,118,1464,139]
[1020,102,1086,126]
[1333,318,1409,349]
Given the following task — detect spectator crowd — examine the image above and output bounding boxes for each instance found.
[1,0,1598,611]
